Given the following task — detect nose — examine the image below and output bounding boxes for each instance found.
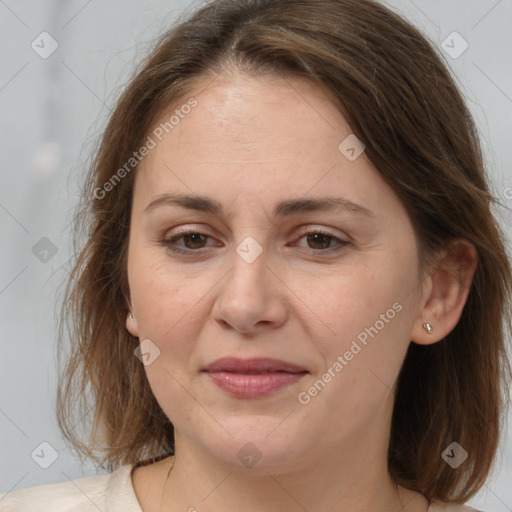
[211,240,288,335]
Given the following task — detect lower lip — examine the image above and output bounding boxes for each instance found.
[205,371,307,398]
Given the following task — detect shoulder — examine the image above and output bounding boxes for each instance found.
[0,463,140,511]
[429,500,486,512]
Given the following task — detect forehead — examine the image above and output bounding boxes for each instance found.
[132,71,394,220]
[149,71,348,159]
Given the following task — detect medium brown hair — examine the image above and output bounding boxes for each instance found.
[57,0,512,502]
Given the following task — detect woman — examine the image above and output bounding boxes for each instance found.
[1,0,510,510]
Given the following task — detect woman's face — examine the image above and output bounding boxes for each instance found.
[126,70,427,472]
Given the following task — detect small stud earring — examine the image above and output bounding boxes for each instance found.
[129,312,134,319]
[423,322,433,334]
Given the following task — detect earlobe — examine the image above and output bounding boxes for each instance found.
[126,310,140,337]
[411,239,477,346]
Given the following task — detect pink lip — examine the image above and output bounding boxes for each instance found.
[203,357,308,398]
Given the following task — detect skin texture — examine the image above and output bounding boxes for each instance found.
[126,69,477,512]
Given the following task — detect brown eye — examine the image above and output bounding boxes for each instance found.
[305,232,334,250]
[181,233,208,249]
[161,230,214,255]
[294,229,349,254]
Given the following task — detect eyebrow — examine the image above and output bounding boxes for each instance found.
[144,193,375,218]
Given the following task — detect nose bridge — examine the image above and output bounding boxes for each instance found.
[212,232,287,332]
[227,233,269,297]
[235,234,265,266]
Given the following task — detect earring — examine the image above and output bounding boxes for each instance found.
[129,312,134,319]
[422,322,433,334]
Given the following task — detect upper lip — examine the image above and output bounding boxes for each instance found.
[203,357,308,374]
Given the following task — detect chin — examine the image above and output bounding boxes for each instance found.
[193,419,312,473]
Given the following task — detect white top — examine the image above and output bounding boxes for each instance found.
[0,463,484,511]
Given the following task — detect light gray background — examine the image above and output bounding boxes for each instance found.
[1,0,511,509]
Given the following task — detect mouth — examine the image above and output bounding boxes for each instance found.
[202,357,308,398]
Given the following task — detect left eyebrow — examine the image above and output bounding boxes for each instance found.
[144,193,376,218]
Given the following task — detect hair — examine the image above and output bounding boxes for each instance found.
[56,0,512,503]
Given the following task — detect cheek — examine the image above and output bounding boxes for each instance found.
[129,256,212,424]
[300,271,412,432]
[306,264,410,342]
[128,251,207,353]
[304,251,417,386]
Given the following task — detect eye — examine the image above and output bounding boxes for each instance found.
[160,227,349,256]
[293,228,349,254]
[160,229,214,255]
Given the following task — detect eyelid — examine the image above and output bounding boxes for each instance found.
[293,224,349,241]
[164,222,227,243]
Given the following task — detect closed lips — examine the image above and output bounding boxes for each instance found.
[203,357,308,374]
[203,357,309,399]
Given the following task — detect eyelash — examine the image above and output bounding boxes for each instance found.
[160,228,349,256]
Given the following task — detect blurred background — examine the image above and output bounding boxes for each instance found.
[1,0,511,509]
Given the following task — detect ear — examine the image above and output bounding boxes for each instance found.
[411,239,477,345]
[126,308,140,338]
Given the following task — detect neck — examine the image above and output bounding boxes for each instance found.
[158,406,428,512]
